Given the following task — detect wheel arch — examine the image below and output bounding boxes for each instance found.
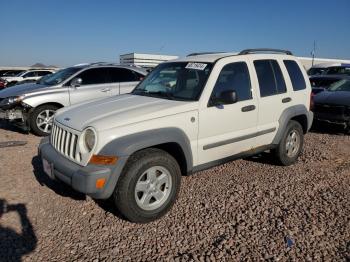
[99,128,193,175]
[272,105,313,145]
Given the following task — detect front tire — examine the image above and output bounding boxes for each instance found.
[114,148,181,223]
[30,104,59,136]
[275,120,304,166]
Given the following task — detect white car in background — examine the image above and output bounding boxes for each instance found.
[1,69,55,86]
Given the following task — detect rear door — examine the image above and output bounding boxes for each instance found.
[250,58,292,147]
[68,68,116,105]
[108,68,142,94]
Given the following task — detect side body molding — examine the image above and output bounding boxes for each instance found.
[99,128,194,172]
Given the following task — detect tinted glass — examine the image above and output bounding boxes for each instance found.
[133,62,213,101]
[77,68,109,85]
[212,62,252,101]
[42,67,81,86]
[108,68,139,82]
[284,60,306,91]
[37,71,52,76]
[310,78,340,88]
[328,79,350,92]
[23,71,37,77]
[254,60,286,97]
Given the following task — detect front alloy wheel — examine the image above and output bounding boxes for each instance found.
[30,104,59,136]
[114,148,181,223]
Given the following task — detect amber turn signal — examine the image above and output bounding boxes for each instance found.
[96,178,106,189]
[89,155,118,165]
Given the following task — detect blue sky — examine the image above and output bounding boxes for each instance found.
[1,0,349,66]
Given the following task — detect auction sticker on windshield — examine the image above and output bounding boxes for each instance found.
[185,63,207,70]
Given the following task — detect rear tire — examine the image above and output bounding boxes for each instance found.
[275,120,304,166]
[30,104,59,136]
[113,148,181,223]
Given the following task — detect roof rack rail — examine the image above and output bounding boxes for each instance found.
[187,52,226,57]
[239,48,293,55]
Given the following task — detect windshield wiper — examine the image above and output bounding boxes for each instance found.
[133,90,174,100]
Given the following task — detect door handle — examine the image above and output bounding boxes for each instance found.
[282,97,292,103]
[241,105,256,112]
[101,88,111,92]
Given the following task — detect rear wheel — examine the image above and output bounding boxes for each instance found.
[30,104,59,136]
[275,120,304,166]
[113,148,181,223]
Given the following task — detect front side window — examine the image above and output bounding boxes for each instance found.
[76,68,109,85]
[23,71,37,78]
[254,60,286,97]
[211,62,252,102]
[133,62,213,101]
[284,60,306,91]
[41,67,81,85]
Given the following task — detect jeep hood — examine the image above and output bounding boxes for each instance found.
[314,90,350,106]
[0,82,49,98]
[55,94,198,131]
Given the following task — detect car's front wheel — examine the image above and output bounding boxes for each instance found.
[114,148,181,223]
[30,104,59,136]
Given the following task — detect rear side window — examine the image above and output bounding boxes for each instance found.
[284,60,306,91]
[108,68,139,82]
[254,60,286,97]
[212,62,252,101]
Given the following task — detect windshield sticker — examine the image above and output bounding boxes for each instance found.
[185,63,207,70]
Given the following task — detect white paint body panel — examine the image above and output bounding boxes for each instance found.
[54,53,311,167]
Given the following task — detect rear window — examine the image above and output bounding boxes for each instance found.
[283,60,306,91]
[254,60,286,97]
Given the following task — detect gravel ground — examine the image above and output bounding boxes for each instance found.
[0,121,349,261]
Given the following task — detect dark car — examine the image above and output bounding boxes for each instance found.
[326,65,350,75]
[310,75,350,94]
[313,79,350,132]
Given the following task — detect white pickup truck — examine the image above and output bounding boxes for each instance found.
[39,49,313,223]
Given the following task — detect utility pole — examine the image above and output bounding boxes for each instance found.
[311,40,316,67]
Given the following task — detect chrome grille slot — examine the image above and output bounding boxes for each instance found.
[50,122,81,164]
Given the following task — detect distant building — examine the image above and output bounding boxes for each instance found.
[297,57,350,70]
[119,53,179,68]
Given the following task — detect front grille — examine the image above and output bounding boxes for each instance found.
[50,122,81,163]
[314,104,346,116]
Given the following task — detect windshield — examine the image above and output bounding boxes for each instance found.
[328,79,350,92]
[326,66,350,75]
[40,67,81,86]
[132,62,213,101]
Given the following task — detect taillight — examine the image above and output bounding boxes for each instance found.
[310,92,315,111]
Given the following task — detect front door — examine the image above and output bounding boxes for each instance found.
[197,60,258,165]
[68,68,116,105]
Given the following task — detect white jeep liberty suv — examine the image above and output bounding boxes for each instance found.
[39,49,313,223]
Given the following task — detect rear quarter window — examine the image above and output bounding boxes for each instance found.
[283,60,306,91]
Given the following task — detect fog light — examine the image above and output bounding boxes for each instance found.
[96,178,106,189]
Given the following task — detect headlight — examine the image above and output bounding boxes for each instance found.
[0,96,24,107]
[83,128,96,152]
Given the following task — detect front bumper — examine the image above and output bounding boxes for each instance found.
[314,112,349,127]
[0,108,24,120]
[38,137,128,199]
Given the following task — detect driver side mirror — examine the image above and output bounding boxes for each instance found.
[70,77,82,88]
[210,90,237,106]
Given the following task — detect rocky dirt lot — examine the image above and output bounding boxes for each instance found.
[0,121,349,261]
